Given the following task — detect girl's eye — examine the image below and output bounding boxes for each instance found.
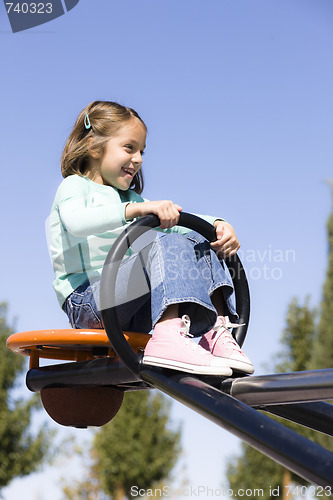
[124,145,145,156]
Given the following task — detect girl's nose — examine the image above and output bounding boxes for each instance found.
[132,152,143,165]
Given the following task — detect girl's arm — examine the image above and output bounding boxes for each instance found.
[55,176,132,237]
[125,200,183,229]
[210,220,240,257]
[59,197,130,237]
[126,199,240,257]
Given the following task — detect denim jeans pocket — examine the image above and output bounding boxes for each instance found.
[64,284,103,329]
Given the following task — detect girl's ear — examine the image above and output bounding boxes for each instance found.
[86,137,101,159]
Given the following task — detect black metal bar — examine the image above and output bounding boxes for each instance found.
[26,358,144,393]
[141,368,333,487]
[221,369,333,405]
[224,255,250,347]
[260,402,333,437]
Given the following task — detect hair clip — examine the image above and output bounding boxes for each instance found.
[84,113,92,130]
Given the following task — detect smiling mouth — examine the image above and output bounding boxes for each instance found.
[122,168,135,177]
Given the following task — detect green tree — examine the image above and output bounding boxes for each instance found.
[94,391,181,500]
[227,442,287,499]
[226,193,333,496]
[62,390,181,500]
[226,298,317,499]
[310,205,333,369]
[0,302,50,488]
[275,296,317,374]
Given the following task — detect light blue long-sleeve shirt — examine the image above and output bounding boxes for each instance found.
[47,175,221,307]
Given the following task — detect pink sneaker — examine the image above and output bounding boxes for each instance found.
[143,315,233,376]
[199,316,254,374]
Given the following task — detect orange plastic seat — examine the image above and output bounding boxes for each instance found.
[6,329,150,368]
[6,329,150,428]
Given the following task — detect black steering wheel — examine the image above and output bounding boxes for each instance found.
[100,213,250,376]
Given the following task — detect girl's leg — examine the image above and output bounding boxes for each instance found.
[63,231,253,375]
[64,231,234,333]
[142,232,235,375]
[211,288,229,317]
[63,281,104,329]
[146,231,236,335]
[158,303,179,321]
[112,232,230,334]
[199,267,254,374]
[143,231,253,375]
[63,242,153,331]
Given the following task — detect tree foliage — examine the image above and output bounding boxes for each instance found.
[0,303,50,489]
[275,296,317,374]
[62,390,181,500]
[226,197,333,496]
[226,298,317,498]
[310,209,333,370]
[227,442,288,499]
[94,391,181,499]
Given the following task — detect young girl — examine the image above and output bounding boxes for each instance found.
[48,100,253,376]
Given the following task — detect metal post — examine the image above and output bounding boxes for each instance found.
[221,368,333,405]
[259,402,333,437]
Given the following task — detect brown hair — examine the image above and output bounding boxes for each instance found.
[61,101,147,194]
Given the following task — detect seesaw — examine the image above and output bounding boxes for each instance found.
[7,213,333,487]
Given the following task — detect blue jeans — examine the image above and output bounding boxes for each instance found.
[63,231,237,337]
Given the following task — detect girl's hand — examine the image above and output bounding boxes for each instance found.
[145,200,183,229]
[210,220,240,257]
[125,200,182,229]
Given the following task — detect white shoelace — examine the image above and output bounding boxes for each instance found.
[180,315,192,336]
[180,315,245,353]
[215,316,245,331]
[211,316,246,351]
[179,315,205,353]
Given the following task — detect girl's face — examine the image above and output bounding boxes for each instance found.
[87,118,146,190]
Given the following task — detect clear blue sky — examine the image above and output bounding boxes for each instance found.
[1,0,333,498]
